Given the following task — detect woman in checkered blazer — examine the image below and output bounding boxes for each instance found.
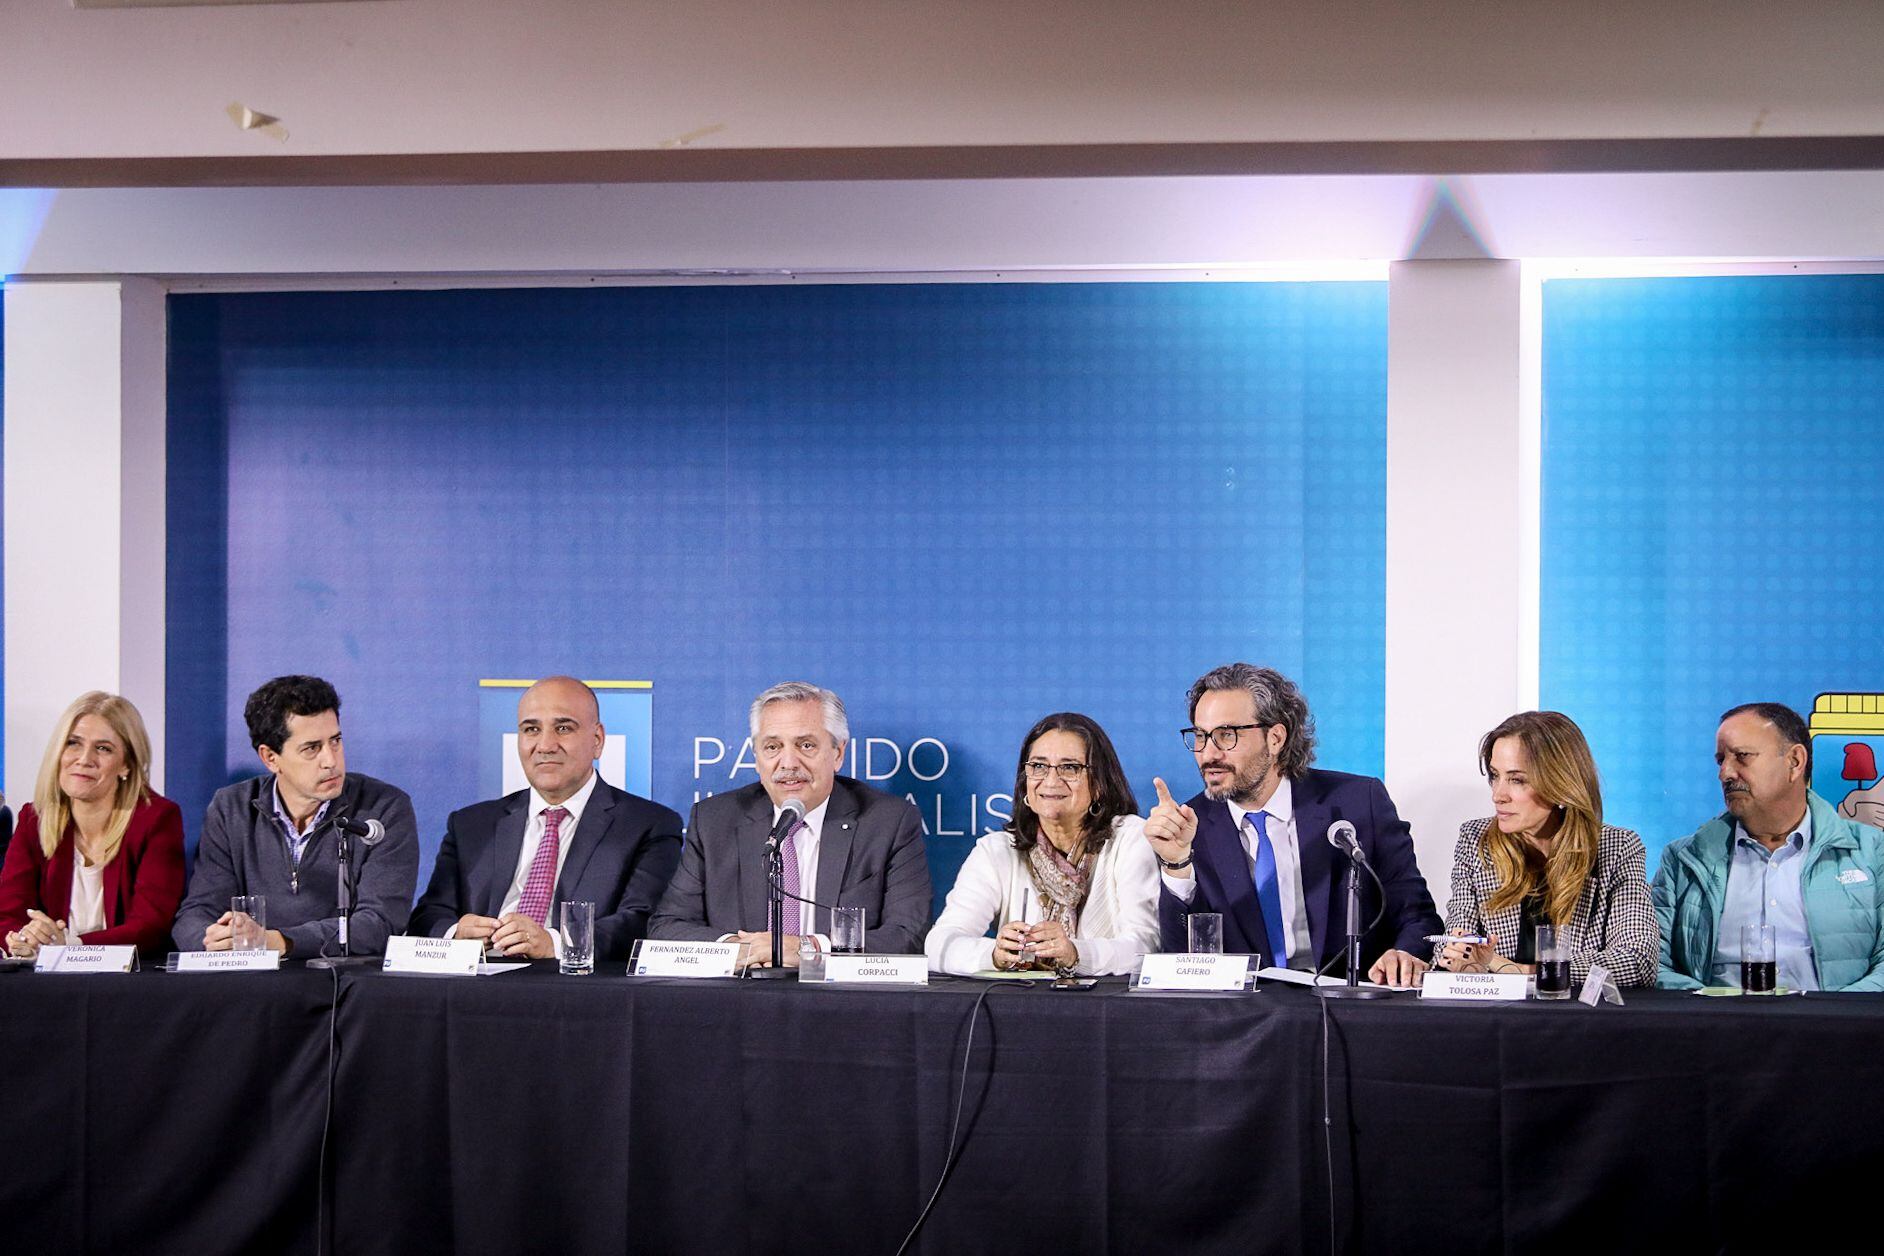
[1432,711,1659,988]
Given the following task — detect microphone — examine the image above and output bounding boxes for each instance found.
[765,796,807,851]
[1317,819,1389,999]
[1326,819,1369,867]
[307,813,385,968]
[332,814,386,847]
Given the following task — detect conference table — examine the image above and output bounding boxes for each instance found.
[1,962,1877,1255]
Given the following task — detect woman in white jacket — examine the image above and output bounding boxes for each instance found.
[927,713,1160,976]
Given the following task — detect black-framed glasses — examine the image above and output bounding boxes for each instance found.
[1024,760,1089,781]
[1180,724,1264,752]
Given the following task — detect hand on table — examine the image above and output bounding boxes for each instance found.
[203,913,291,954]
[991,920,1039,970]
[7,909,68,958]
[733,930,805,970]
[1021,920,1079,972]
[453,913,500,946]
[490,913,555,960]
[1367,948,1429,987]
[1434,929,1526,975]
[991,920,1078,971]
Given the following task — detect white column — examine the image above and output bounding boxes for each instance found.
[1384,260,1530,913]
[4,278,168,800]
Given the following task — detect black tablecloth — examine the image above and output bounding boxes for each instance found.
[0,965,338,1253]
[4,966,1882,1255]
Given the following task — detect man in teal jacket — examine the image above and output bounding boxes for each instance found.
[1654,702,1884,992]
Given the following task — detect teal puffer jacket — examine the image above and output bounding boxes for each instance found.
[1652,791,1884,992]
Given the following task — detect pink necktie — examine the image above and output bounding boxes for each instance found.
[517,806,568,925]
[774,817,806,936]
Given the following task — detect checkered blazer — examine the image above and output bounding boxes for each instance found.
[1437,817,1660,988]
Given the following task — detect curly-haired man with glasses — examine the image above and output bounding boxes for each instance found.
[1145,663,1440,986]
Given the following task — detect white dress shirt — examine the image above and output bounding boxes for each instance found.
[1161,777,1314,968]
[451,770,599,956]
[721,796,832,949]
[496,770,600,919]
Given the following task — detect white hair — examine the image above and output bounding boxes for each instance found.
[748,681,849,745]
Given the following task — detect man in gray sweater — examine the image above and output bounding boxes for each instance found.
[173,675,418,958]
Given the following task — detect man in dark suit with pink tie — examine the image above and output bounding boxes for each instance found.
[1146,663,1440,986]
[409,676,681,961]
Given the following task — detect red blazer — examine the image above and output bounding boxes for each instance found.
[0,794,186,953]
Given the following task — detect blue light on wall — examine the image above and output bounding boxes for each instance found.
[1541,274,1884,865]
[166,282,1390,908]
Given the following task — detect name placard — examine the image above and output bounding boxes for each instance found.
[631,940,741,978]
[173,951,281,973]
[1578,963,1624,1007]
[822,954,929,986]
[1420,971,1531,1002]
[382,936,482,976]
[35,945,137,973]
[1134,953,1251,991]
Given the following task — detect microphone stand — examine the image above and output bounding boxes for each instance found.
[749,833,795,980]
[308,817,376,970]
[1316,861,1388,1000]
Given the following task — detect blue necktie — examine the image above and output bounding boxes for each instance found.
[1246,811,1287,966]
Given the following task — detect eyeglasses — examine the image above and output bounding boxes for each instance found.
[1180,724,1265,752]
[1024,760,1089,781]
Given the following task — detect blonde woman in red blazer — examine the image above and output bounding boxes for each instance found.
[0,692,184,957]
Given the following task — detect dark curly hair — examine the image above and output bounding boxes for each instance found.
[1185,663,1317,780]
[244,675,342,752]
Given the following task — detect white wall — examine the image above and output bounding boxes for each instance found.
[1384,261,1526,910]
[10,170,1884,284]
[3,280,167,800]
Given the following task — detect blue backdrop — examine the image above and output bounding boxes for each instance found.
[164,282,1390,910]
[1541,273,1884,866]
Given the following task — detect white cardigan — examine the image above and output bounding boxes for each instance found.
[925,815,1161,976]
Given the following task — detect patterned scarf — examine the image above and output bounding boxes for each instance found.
[1027,832,1093,930]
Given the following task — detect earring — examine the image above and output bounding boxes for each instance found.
[1089,799,1104,817]
[119,773,129,782]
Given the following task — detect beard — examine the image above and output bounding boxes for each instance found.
[1202,746,1274,805]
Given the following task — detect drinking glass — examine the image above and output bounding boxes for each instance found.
[1187,912,1224,956]
[1741,923,1777,994]
[559,901,595,975]
[797,936,826,982]
[1534,923,1572,999]
[832,907,866,954]
[231,896,267,952]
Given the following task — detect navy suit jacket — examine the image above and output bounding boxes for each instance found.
[648,776,933,954]
[1157,768,1440,973]
[409,777,682,961]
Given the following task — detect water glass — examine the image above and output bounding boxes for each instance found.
[231,896,267,952]
[832,906,866,954]
[1534,923,1572,999]
[797,936,826,982]
[1741,923,1778,994]
[559,901,595,975]
[1187,912,1224,955]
